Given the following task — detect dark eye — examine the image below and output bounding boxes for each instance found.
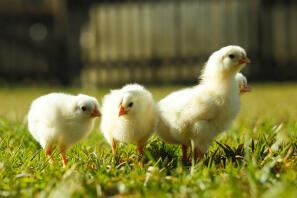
[229,54,235,59]
[81,106,87,111]
[128,102,133,107]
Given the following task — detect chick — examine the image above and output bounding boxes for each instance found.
[28,93,101,167]
[156,45,250,162]
[100,84,157,163]
[236,72,251,94]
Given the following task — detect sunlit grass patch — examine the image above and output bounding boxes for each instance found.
[0,84,296,197]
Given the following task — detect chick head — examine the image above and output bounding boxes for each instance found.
[118,91,142,117]
[74,94,101,119]
[236,73,251,93]
[207,45,250,76]
[235,72,247,87]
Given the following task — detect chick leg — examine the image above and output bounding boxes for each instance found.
[112,140,117,156]
[111,140,117,163]
[60,145,68,168]
[137,143,144,168]
[194,148,204,162]
[45,144,54,165]
[137,145,143,156]
[182,145,188,162]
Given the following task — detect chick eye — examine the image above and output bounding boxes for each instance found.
[128,102,133,107]
[81,106,87,111]
[228,54,235,59]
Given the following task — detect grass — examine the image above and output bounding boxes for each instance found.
[0,83,296,197]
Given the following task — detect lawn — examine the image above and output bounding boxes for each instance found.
[0,83,296,197]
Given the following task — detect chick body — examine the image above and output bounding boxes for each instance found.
[100,84,157,160]
[28,93,100,166]
[157,46,250,161]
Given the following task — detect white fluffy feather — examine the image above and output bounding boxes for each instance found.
[156,45,250,158]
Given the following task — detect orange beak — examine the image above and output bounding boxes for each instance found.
[118,105,128,116]
[91,108,101,117]
[238,54,251,65]
[240,85,251,93]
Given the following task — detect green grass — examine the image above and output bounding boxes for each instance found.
[0,83,296,197]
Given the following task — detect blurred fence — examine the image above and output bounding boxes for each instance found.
[0,0,73,84]
[0,0,296,86]
[81,0,297,86]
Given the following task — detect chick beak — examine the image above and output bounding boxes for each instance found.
[238,54,251,65]
[240,85,251,93]
[91,108,101,117]
[118,105,128,116]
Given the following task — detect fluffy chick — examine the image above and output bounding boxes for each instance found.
[157,45,250,162]
[100,84,157,163]
[28,93,100,167]
[236,72,251,94]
